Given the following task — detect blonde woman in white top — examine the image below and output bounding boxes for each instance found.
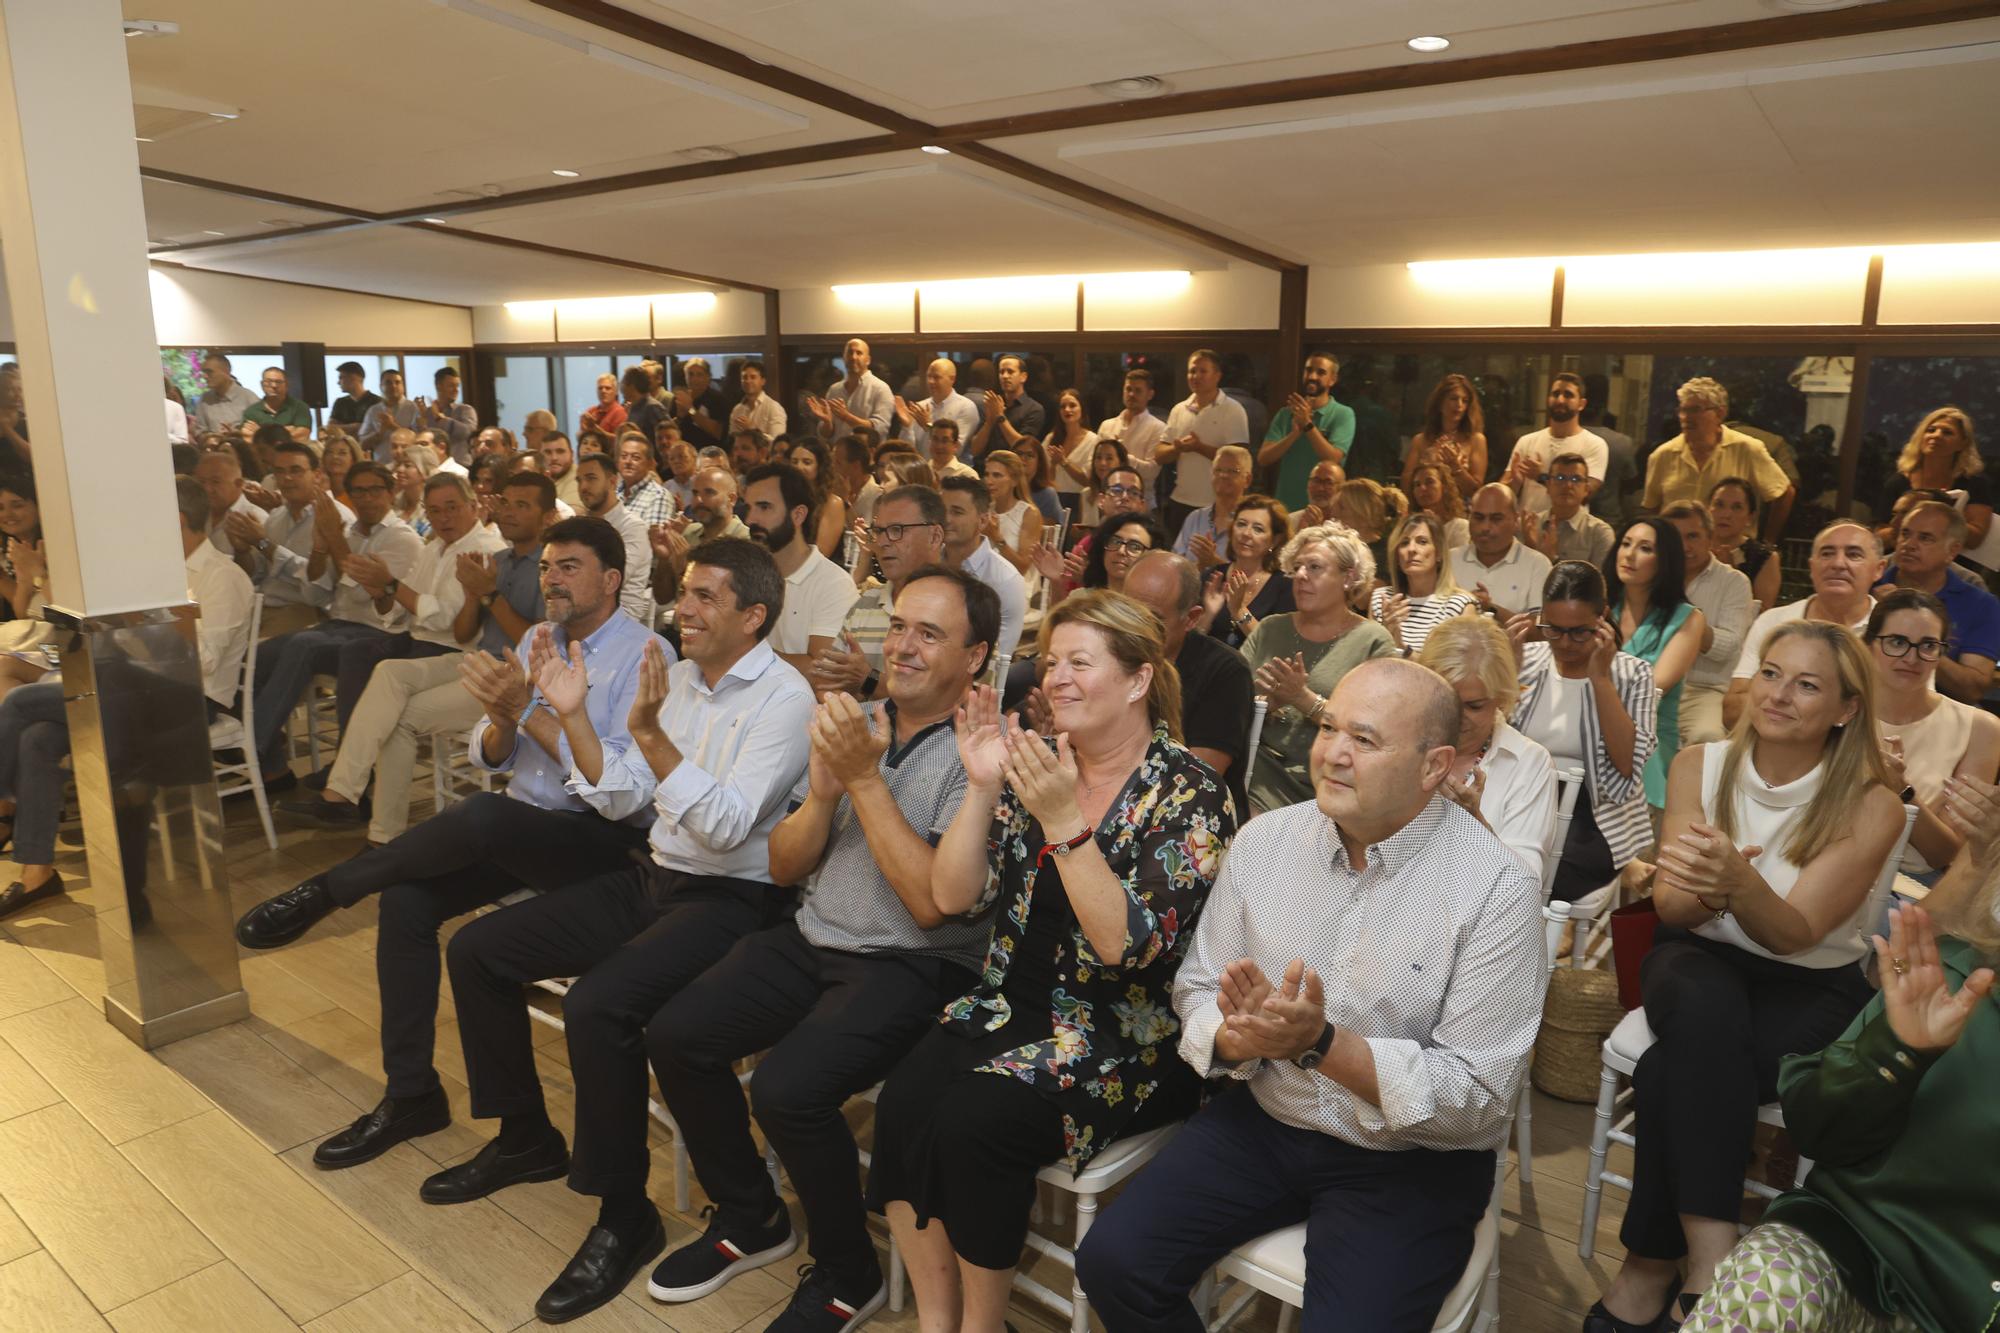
[1591,620,1903,1332]
[1864,587,2000,876]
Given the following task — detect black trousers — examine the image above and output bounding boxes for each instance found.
[1550,783,1620,904]
[1077,1086,1494,1333]
[1620,928,1872,1259]
[443,862,790,1194]
[651,921,971,1275]
[336,793,648,1100]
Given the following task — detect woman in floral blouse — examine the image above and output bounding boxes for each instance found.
[869,589,1236,1331]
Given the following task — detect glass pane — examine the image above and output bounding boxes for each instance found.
[490,355,552,436]
[325,354,384,413]
[401,354,462,408]
[1856,356,2000,525]
[561,354,614,442]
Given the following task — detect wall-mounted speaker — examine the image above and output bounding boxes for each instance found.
[282,341,328,407]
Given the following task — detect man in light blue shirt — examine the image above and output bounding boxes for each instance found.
[232,516,665,1173]
[432,537,815,1325]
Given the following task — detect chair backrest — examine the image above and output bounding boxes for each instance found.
[990,651,1012,689]
[1862,803,1920,952]
[1241,697,1270,792]
[1543,766,1586,903]
[235,594,266,742]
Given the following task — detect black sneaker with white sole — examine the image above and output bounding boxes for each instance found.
[646,1204,797,1303]
[765,1262,886,1333]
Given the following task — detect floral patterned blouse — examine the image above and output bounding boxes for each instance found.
[942,724,1236,1172]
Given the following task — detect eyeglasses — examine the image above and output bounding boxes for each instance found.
[1104,537,1152,556]
[1103,484,1143,499]
[1548,472,1588,485]
[1873,633,1945,661]
[1536,622,1600,644]
[873,521,941,544]
[346,484,390,497]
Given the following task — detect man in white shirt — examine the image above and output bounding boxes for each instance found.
[744,462,859,673]
[924,420,978,480]
[190,352,260,436]
[306,461,425,635]
[1097,367,1165,489]
[896,357,982,463]
[432,538,814,1324]
[1663,501,1752,745]
[939,474,1025,661]
[574,452,657,626]
[1159,348,1249,535]
[1079,658,1542,1331]
[194,449,265,564]
[420,429,468,478]
[1504,373,1607,515]
[179,476,255,719]
[809,338,893,442]
[359,368,421,463]
[240,438,355,629]
[1451,483,1552,622]
[1723,521,1883,730]
[726,361,787,442]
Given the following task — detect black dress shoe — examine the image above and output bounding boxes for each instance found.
[276,794,368,830]
[313,1089,452,1169]
[536,1208,666,1324]
[304,766,332,791]
[420,1131,569,1204]
[0,870,63,920]
[235,879,336,949]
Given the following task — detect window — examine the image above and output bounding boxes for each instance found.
[490,355,553,434]
[1855,355,2000,523]
[561,354,614,443]
[324,353,386,407]
[402,354,462,406]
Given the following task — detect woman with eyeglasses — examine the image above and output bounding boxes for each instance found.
[1197,494,1294,650]
[1589,620,1902,1333]
[1605,518,1708,818]
[1369,510,1476,657]
[1865,588,2000,879]
[1240,522,1395,813]
[1074,435,1131,530]
[1076,512,1165,598]
[1505,560,1659,904]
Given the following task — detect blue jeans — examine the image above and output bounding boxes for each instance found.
[0,680,70,866]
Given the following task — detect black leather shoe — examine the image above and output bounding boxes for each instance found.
[420,1132,569,1204]
[276,794,368,829]
[536,1208,666,1324]
[313,1089,451,1170]
[235,879,336,949]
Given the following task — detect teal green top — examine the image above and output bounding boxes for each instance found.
[1267,400,1355,511]
[1765,936,2000,1333]
[1618,599,1694,809]
[243,397,312,429]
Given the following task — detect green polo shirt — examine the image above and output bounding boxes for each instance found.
[1267,399,1355,510]
[242,398,312,429]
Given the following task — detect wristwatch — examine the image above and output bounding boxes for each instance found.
[1294,1019,1335,1072]
[480,592,498,609]
[383,578,400,598]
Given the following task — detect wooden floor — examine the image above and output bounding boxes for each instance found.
[0,784,1635,1333]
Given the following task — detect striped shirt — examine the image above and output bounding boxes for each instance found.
[790,703,989,966]
[1512,642,1658,868]
[1174,797,1544,1152]
[1367,587,1476,655]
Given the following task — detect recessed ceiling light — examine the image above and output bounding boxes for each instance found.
[551,168,580,178]
[1407,35,1451,52]
[682,145,739,162]
[920,145,950,155]
[1090,75,1168,99]
[123,19,179,37]
[422,217,447,224]
[1764,0,1861,10]
[201,230,226,237]
[209,111,239,120]
[135,136,154,143]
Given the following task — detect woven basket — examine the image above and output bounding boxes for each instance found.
[1532,969,1625,1103]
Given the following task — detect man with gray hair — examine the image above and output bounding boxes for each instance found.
[1079,657,1543,1331]
[1878,499,2000,701]
[1643,377,1794,539]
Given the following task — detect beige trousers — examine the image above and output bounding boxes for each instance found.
[326,652,482,843]
[1679,680,1729,747]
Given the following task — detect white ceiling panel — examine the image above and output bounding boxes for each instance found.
[621,0,1784,119]
[447,152,1221,286]
[123,0,875,215]
[162,225,703,306]
[139,177,344,248]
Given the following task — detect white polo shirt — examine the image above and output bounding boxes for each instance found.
[1165,394,1249,508]
[1508,427,1608,514]
[773,546,861,657]
[1450,540,1551,615]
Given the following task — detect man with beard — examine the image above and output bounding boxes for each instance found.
[234,517,665,1169]
[272,472,557,835]
[1503,373,1607,516]
[809,337,894,442]
[1297,459,1346,529]
[743,462,859,673]
[1258,352,1356,513]
[540,429,582,509]
[649,465,748,601]
[812,485,947,700]
[575,451,657,626]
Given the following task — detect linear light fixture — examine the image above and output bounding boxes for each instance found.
[503,293,717,317]
[833,270,1192,305]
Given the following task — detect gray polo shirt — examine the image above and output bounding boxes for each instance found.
[791,702,989,966]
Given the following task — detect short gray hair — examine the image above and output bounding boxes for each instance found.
[1677,377,1729,415]
[1279,521,1375,591]
[422,471,472,503]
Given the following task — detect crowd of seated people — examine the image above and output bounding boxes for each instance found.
[8,342,2000,1333]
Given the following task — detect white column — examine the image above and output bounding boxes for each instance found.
[0,0,246,1047]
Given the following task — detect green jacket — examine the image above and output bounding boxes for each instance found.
[1766,937,2000,1333]
[243,397,312,429]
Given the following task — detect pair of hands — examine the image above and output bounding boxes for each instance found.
[454,551,498,597]
[1031,542,1089,585]
[459,629,672,739]
[649,517,691,564]
[1502,610,1619,679]
[6,535,45,586]
[811,630,873,694]
[804,692,892,802]
[805,395,861,427]
[954,683,1084,832]
[1187,532,1224,569]
[892,396,935,429]
[1252,652,1315,714]
[1215,958,1327,1065]
[1874,904,1994,1052]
